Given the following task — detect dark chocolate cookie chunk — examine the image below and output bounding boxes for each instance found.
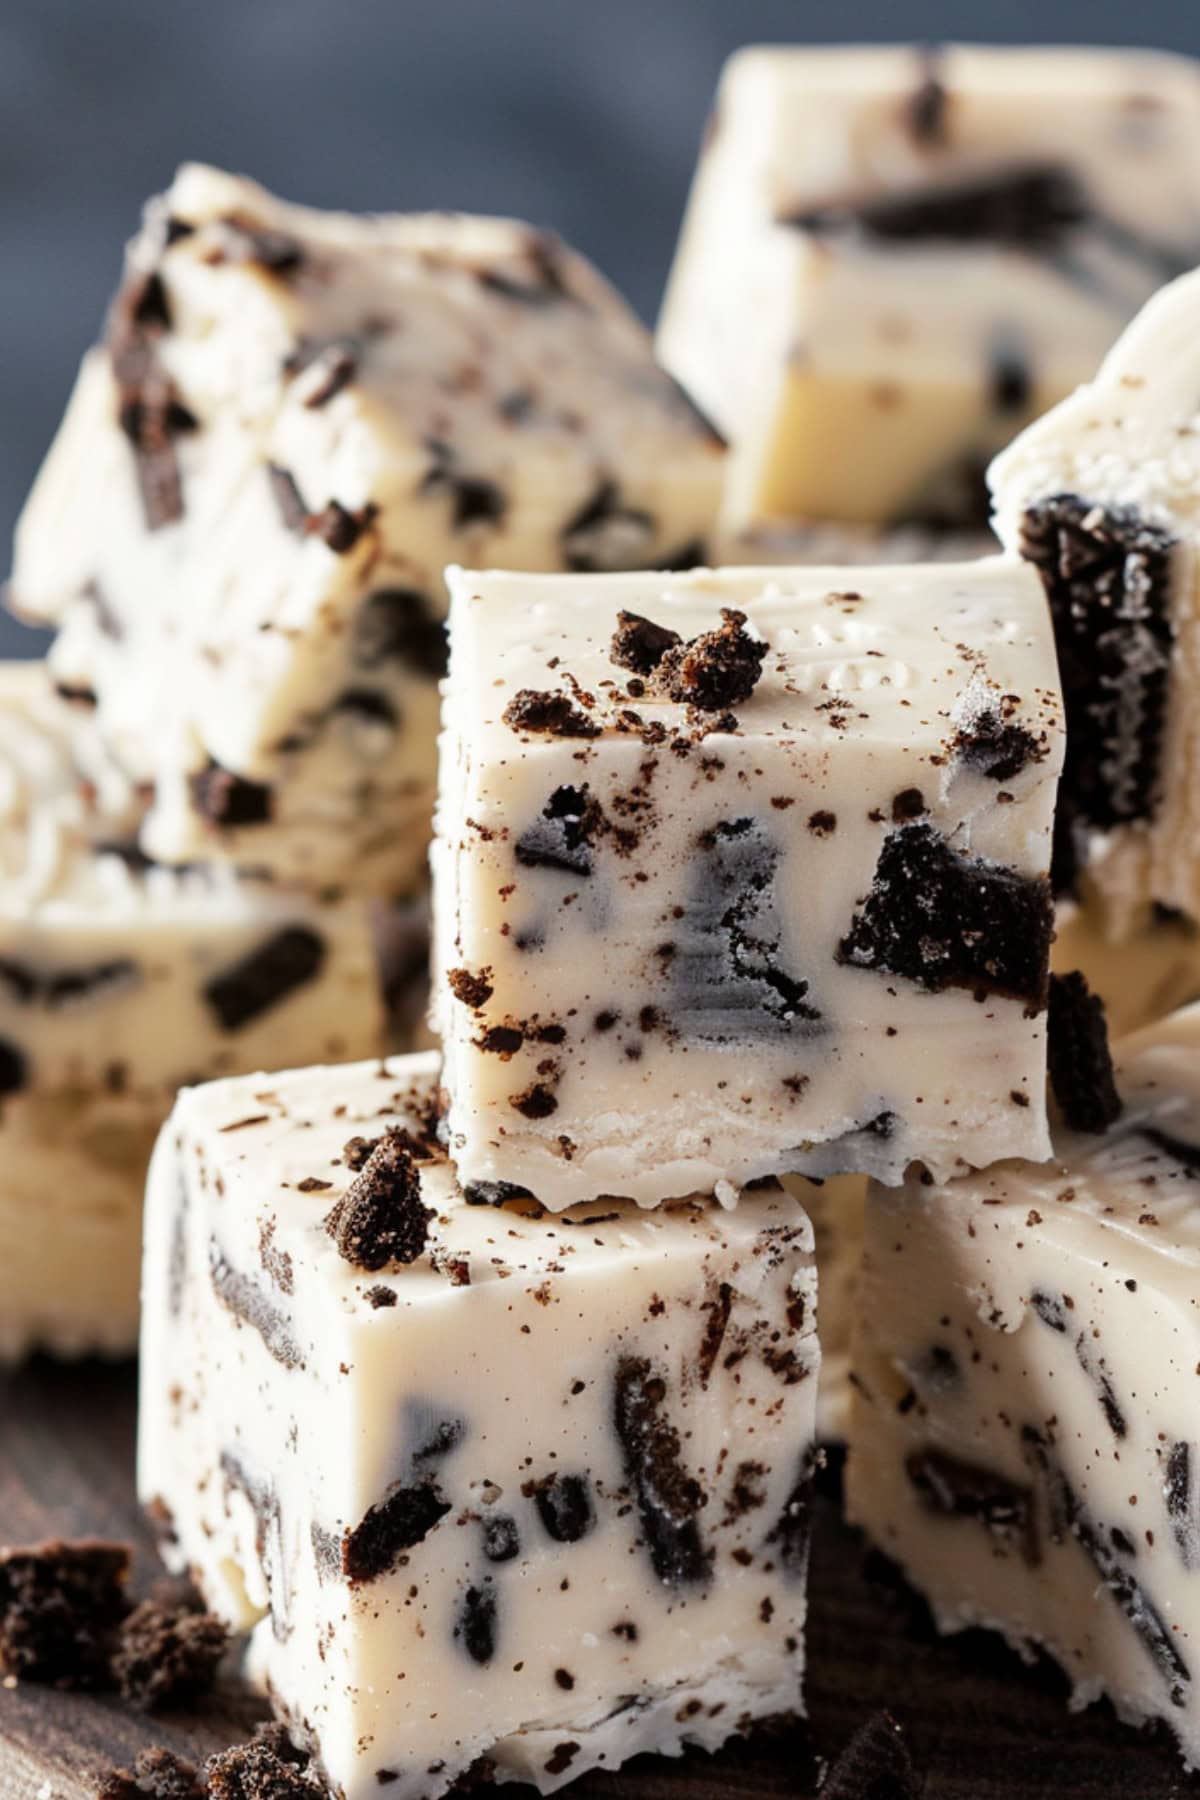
[190,760,274,828]
[0,1538,131,1687]
[658,608,767,711]
[0,1037,28,1094]
[502,688,599,738]
[355,587,449,680]
[325,1130,433,1271]
[96,1749,206,1800]
[1020,493,1176,835]
[821,1709,920,1800]
[610,610,683,676]
[205,1738,316,1800]
[515,784,606,875]
[530,1472,595,1544]
[1047,970,1122,1134]
[343,1482,453,1583]
[204,927,326,1032]
[613,1357,712,1586]
[110,1596,228,1709]
[837,822,1053,1007]
[455,1581,498,1664]
[783,161,1088,248]
[561,480,655,573]
[906,1446,1039,1566]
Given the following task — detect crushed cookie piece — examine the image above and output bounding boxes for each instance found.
[502,689,599,738]
[326,1131,433,1271]
[1047,971,1122,1134]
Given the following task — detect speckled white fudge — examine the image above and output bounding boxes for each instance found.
[659,45,1200,530]
[11,163,724,895]
[847,1001,1200,1767]
[991,265,1200,934]
[0,662,384,1360]
[138,1052,818,1800]
[433,560,1064,1207]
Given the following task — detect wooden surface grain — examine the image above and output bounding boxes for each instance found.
[1,1358,1196,1799]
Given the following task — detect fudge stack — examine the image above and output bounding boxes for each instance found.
[2,162,724,1360]
[11,38,1200,1799]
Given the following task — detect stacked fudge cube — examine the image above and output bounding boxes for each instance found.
[138,545,1068,1797]
[3,162,726,1359]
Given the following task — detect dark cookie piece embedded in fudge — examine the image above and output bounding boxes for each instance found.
[420,438,507,531]
[96,1749,207,1800]
[782,162,1088,248]
[515,784,606,875]
[1020,494,1176,834]
[502,688,599,738]
[1166,1443,1197,1567]
[1023,1427,1190,1703]
[190,760,274,828]
[479,232,576,306]
[448,966,494,1009]
[0,1037,28,1094]
[1047,970,1122,1133]
[456,1581,498,1664]
[0,1539,131,1686]
[989,342,1032,416]
[561,480,655,573]
[907,1446,1039,1566]
[530,1472,596,1543]
[765,1446,819,1581]
[325,1131,433,1271]
[209,1241,305,1370]
[343,1483,453,1583]
[205,1737,316,1800]
[610,610,683,677]
[463,1179,537,1207]
[355,587,449,680]
[822,1708,920,1800]
[204,926,326,1032]
[481,1513,521,1563]
[952,695,1045,782]
[676,817,821,1041]
[837,822,1053,1008]
[216,212,305,275]
[1030,1289,1126,1439]
[658,609,767,711]
[106,268,199,532]
[267,463,378,554]
[613,1357,712,1586]
[110,1597,228,1709]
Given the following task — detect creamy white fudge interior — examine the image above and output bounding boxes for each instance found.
[433,560,1064,1207]
[659,45,1200,529]
[991,264,1200,935]
[138,1051,818,1800]
[11,163,725,895]
[783,1173,865,1441]
[0,661,384,1360]
[847,1002,1200,1767]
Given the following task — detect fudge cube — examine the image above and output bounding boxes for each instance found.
[0,662,384,1359]
[11,163,724,895]
[433,560,1063,1207]
[990,265,1200,932]
[659,46,1200,530]
[846,1001,1200,1765]
[138,1052,818,1800]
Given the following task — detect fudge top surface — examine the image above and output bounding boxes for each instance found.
[990,264,1200,533]
[701,44,1200,233]
[117,162,725,478]
[170,1051,813,1309]
[444,558,1063,763]
[896,1001,1200,1270]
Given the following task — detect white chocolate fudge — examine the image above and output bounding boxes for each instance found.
[138,1052,818,1800]
[847,1001,1200,1765]
[659,46,1200,530]
[11,164,724,895]
[433,560,1064,1207]
[0,662,384,1360]
[784,1173,865,1440]
[991,265,1200,933]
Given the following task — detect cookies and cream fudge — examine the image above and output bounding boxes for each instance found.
[991,265,1200,931]
[846,1000,1200,1765]
[659,45,1200,530]
[433,559,1064,1207]
[0,661,385,1359]
[10,163,724,895]
[784,1174,865,1441]
[138,1051,819,1800]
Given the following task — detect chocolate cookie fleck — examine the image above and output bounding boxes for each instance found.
[611,610,683,677]
[502,689,599,738]
[658,609,767,711]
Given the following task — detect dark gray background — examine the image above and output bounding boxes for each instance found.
[3,0,1194,656]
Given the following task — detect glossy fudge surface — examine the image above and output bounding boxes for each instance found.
[138,1052,818,1800]
[434,560,1063,1206]
[847,1003,1200,1767]
[659,45,1200,529]
[991,265,1200,933]
[0,661,384,1360]
[11,163,724,894]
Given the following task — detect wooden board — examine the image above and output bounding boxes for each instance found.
[1,1357,1194,1799]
